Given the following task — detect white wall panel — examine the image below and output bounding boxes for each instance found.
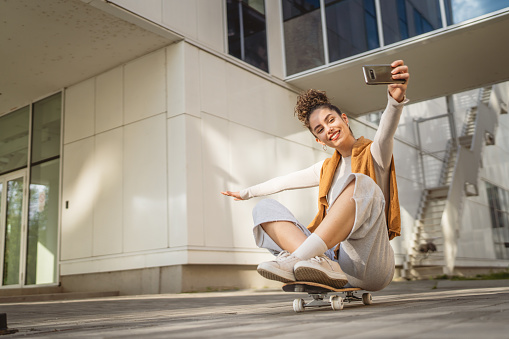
[226,63,267,130]
[263,83,303,141]
[199,51,227,118]
[93,128,123,256]
[124,50,166,124]
[96,67,123,133]
[183,115,204,247]
[162,0,197,39]
[229,123,277,248]
[123,114,168,252]
[201,114,234,247]
[168,114,205,248]
[61,137,95,260]
[168,115,188,247]
[64,78,95,144]
[167,42,200,118]
[265,0,285,79]
[111,0,163,24]
[183,43,201,117]
[167,43,185,116]
[197,0,224,51]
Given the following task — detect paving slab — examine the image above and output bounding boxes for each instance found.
[1,279,508,338]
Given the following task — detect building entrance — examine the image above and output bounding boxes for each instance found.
[0,170,27,287]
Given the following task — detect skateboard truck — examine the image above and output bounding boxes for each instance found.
[284,282,373,312]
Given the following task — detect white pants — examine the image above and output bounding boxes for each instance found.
[252,173,395,291]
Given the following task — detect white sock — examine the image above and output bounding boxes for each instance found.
[292,233,328,260]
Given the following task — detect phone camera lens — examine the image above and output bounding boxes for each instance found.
[369,69,375,80]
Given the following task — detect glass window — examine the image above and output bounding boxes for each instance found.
[381,0,443,46]
[325,0,379,62]
[445,0,509,25]
[0,107,30,175]
[3,177,24,285]
[227,0,269,72]
[282,0,325,75]
[485,181,509,259]
[26,159,60,285]
[31,93,61,164]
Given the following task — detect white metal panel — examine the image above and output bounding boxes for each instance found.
[64,79,95,144]
[123,114,168,252]
[199,51,228,118]
[167,115,189,248]
[95,67,123,133]
[124,50,166,124]
[61,137,95,260]
[201,113,234,248]
[166,42,201,118]
[110,0,163,24]
[184,116,205,247]
[162,0,198,39]
[197,0,224,52]
[265,0,285,79]
[225,62,269,130]
[93,128,123,256]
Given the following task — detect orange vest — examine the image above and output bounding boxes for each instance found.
[307,136,401,241]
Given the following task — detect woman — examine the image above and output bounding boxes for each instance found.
[222,60,409,291]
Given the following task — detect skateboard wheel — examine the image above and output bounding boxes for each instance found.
[293,298,305,312]
[362,293,373,305]
[330,295,344,311]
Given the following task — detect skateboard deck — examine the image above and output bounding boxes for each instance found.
[283,282,373,312]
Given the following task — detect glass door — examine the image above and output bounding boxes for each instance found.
[0,170,27,287]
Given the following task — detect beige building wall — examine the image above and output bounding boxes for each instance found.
[60,35,331,293]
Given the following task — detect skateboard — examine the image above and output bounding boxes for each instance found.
[283,281,373,312]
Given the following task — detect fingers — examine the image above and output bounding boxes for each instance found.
[391,59,404,68]
[388,60,409,102]
[221,191,243,200]
[391,60,410,87]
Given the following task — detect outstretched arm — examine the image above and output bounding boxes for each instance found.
[371,60,410,169]
[221,160,323,201]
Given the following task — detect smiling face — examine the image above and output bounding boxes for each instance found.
[309,107,355,153]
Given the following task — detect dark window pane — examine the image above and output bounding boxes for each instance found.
[381,0,442,46]
[325,0,379,62]
[227,0,268,72]
[32,93,61,164]
[284,0,320,20]
[243,3,268,72]
[0,107,29,175]
[227,0,242,59]
[445,0,509,25]
[283,0,324,75]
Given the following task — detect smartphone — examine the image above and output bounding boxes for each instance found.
[362,65,405,85]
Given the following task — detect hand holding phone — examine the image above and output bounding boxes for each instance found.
[362,65,406,85]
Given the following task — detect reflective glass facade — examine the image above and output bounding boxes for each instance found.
[381,0,443,46]
[445,0,509,25]
[282,0,509,76]
[326,0,379,62]
[227,0,269,72]
[282,0,325,75]
[486,182,509,259]
[0,93,61,287]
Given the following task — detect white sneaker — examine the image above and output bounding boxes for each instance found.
[257,251,300,283]
[294,255,349,288]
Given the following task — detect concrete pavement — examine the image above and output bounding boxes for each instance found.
[1,279,509,338]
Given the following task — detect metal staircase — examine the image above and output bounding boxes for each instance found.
[404,86,494,277]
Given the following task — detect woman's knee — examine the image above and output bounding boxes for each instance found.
[252,198,292,222]
[253,198,279,214]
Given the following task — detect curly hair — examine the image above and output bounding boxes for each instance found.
[294,89,342,129]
